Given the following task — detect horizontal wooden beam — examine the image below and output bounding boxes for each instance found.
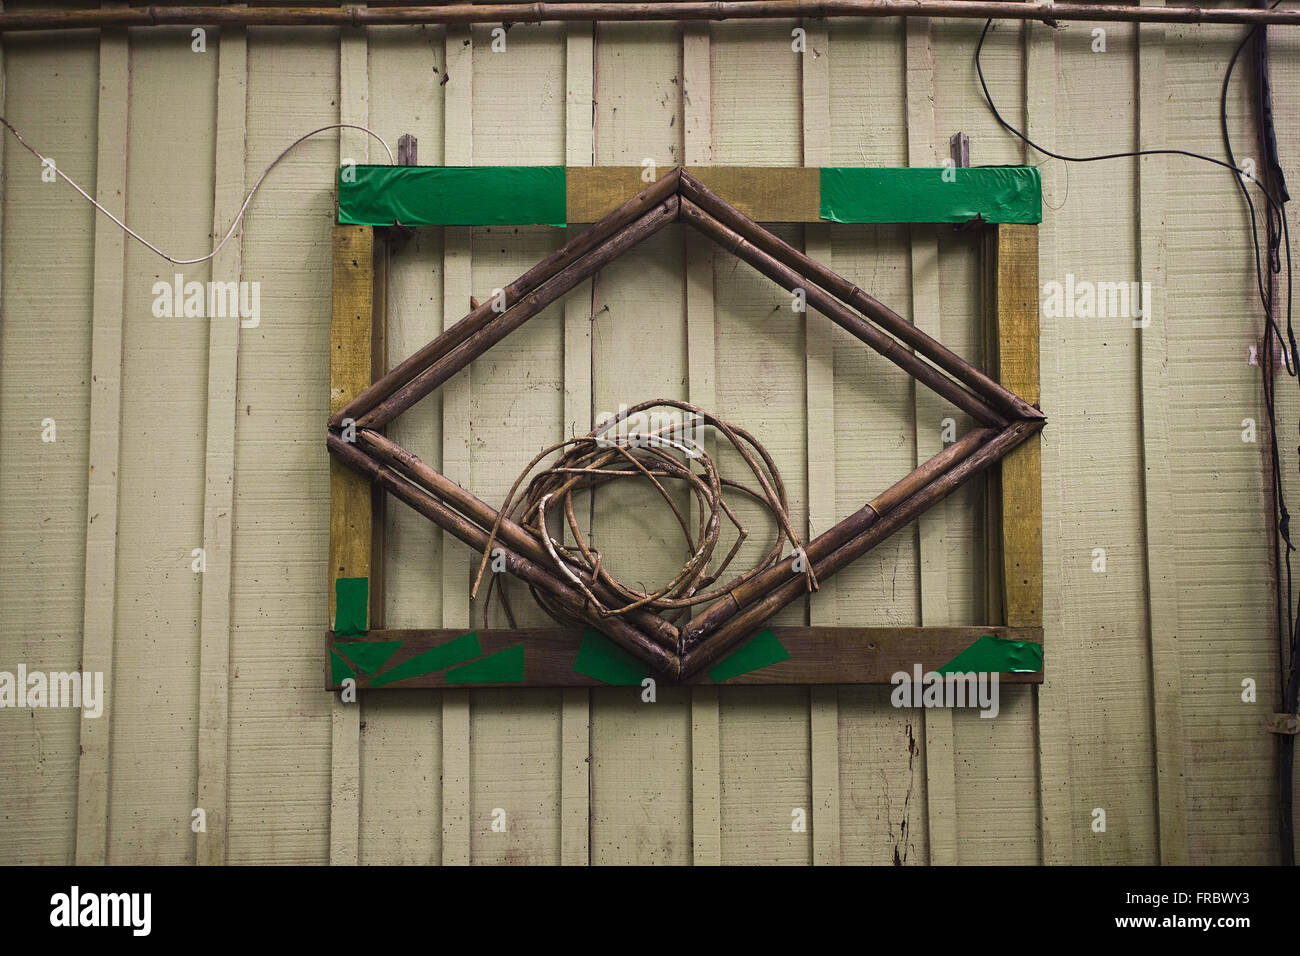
[4,2,1300,32]
[337,165,1043,226]
[327,625,1044,689]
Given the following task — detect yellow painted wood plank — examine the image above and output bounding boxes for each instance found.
[565,165,820,224]
[75,20,129,867]
[992,224,1042,629]
[328,221,374,866]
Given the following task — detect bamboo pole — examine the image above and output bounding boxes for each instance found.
[680,425,996,645]
[355,427,682,649]
[4,3,1300,32]
[679,170,1044,423]
[330,170,682,429]
[356,194,680,429]
[327,433,680,674]
[679,197,1009,429]
[678,417,1044,678]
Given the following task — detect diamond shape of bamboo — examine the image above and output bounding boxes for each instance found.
[327,168,1045,679]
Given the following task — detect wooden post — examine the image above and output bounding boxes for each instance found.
[328,223,378,864]
[76,16,130,866]
[397,133,418,166]
[988,223,1043,630]
[195,22,248,868]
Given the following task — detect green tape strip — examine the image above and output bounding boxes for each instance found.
[709,629,791,684]
[369,631,482,688]
[334,577,368,637]
[338,165,567,227]
[446,645,526,684]
[572,628,649,685]
[938,635,1043,674]
[335,640,402,675]
[330,650,356,685]
[819,167,1041,224]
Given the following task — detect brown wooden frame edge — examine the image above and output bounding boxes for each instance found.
[327,625,1044,689]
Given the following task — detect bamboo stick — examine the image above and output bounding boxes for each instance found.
[330,170,682,429]
[679,197,1008,429]
[327,433,679,674]
[678,170,1043,422]
[356,427,682,649]
[356,194,680,429]
[678,417,1044,678]
[680,425,996,646]
[4,3,1299,32]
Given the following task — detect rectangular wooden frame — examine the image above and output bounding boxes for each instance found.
[326,178,1043,691]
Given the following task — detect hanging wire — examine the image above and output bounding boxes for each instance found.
[0,116,393,264]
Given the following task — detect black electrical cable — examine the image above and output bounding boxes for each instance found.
[1222,11,1298,733]
[976,15,1298,863]
[1242,0,1300,867]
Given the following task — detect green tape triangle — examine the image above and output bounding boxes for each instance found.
[330,649,356,684]
[370,631,482,687]
[938,635,1042,674]
[709,629,790,683]
[446,645,525,684]
[573,628,649,685]
[334,577,369,636]
[335,640,402,675]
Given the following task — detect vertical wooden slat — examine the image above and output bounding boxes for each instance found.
[196,23,248,868]
[362,31,445,866]
[1023,8,1073,864]
[75,19,129,866]
[904,15,958,866]
[992,225,1042,623]
[327,25,372,867]
[588,22,691,865]
[561,19,595,867]
[684,19,722,867]
[1137,0,1188,865]
[801,15,840,867]
[441,24,474,867]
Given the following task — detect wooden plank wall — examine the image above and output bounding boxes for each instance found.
[0,7,1292,864]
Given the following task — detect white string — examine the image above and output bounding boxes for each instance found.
[0,116,394,265]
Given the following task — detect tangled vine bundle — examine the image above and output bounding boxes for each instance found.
[472,399,817,629]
